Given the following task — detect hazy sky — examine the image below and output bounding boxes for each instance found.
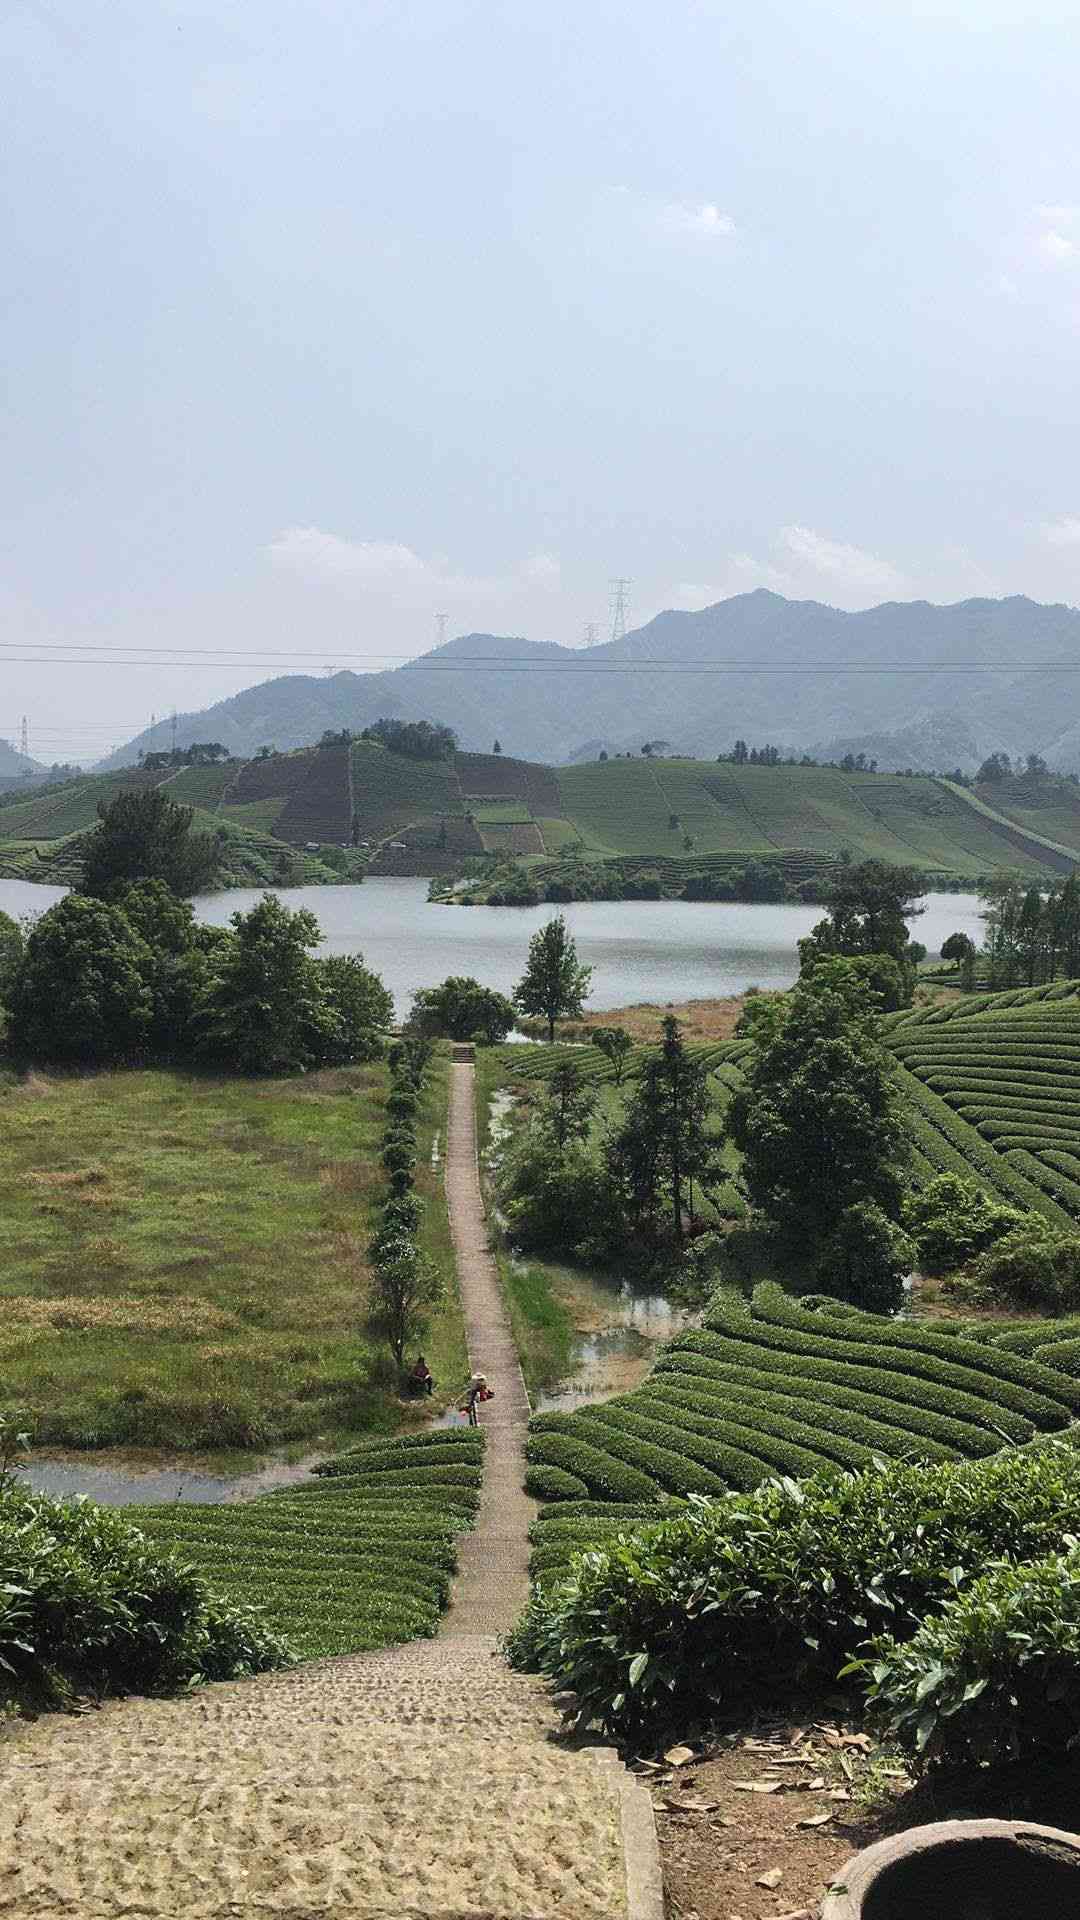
[5,0,1080,762]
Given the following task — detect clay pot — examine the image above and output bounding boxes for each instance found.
[822,1818,1080,1919]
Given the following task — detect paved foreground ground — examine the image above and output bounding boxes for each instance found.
[0,1055,658,1919]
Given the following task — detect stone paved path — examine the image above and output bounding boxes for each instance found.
[0,1053,660,1919]
[443,1048,535,1636]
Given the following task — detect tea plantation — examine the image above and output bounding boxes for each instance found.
[525,1284,1080,1583]
[888,986,1080,1222]
[132,1430,483,1658]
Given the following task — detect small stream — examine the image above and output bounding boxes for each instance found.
[485,1087,691,1413]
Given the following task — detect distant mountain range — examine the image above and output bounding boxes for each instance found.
[99,590,1080,774]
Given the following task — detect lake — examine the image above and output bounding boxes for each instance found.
[0,878,985,1020]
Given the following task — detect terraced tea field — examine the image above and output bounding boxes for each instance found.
[525,1284,1080,1581]
[5,744,1076,882]
[888,986,1080,1222]
[134,1430,482,1656]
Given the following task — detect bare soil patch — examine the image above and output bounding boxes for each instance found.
[652,1715,1080,1920]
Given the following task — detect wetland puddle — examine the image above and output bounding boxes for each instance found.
[15,1451,324,1507]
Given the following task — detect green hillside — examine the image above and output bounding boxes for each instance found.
[6,745,1080,888]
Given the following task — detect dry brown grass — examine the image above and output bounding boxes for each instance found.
[536,994,759,1046]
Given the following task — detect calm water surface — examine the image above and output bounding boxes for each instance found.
[0,878,986,1021]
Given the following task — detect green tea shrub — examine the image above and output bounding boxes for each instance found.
[523,1465,590,1501]
[863,1548,1080,1771]
[965,1216,1080,1312]
[507,1444,1080,1743]
[0,1486,287,1702]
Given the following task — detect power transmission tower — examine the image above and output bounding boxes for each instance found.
[434,611,449,647]
[19,716,28,759]
[608,578,631,644]
[170,711,178,755]
[583,622,600,648]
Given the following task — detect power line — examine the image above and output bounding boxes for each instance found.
[2,656,1080,674]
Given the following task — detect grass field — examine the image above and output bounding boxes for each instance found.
[131,1430,482,1655]
[525,1282,1080,1580]
[0,1060,466,1454]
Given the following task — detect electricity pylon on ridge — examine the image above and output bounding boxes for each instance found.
[583,622,600,648]
[19,716,28,759]
[434,611,449,647]
[608,578,631,644]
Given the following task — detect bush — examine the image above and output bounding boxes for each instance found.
[965,1216,1080,1312]
[524,1465,590,1501]
[815,1200,912,1314]
[507,1445,1080,1742]
[499,1133,620,1262]
[863,1548,1080,1771]
[905,1172,1025,1275]
[0,1485,288,1702]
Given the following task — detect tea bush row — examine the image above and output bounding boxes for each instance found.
[507,1442,1080,1748]
[135,1431,483,1657]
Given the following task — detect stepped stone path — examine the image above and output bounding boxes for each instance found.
[0,1052,660,1920]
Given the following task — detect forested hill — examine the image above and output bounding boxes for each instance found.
[97,591,1080,773]
[9,739,1080,888]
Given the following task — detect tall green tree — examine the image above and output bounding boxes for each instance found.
[318,953,394,1061]
[193,894,337,1073]
[410,975,515,1044]
[727,958,910,1305]
[591,1025,633,1084]
[609,1015,715,1243]
[10,895,154,1062]
[514,914,592,1041]
[799,860,923,1004]
[81,788,218,898]
[544,1060,596,1149]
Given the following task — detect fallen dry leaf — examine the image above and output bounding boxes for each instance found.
[797,1811,834,1829]
[733,1780,783,1794]
[840,1731,873,1751]
[664,1796,722,1814]
[664,1744,697,1767]
[756,1867,784,1889]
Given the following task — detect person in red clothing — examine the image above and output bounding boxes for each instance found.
[463,1373,493,1425]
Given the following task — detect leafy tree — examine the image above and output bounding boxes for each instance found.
[410,975,515,1044]
[493,739,502,754]
[799,859,923,1005]
[0,910,24,1002]
[81,788,218,899]
[905,1173,1024,1276]
[367,1234,445,1371]
[816,1200,912,1315]
[609,1015,715,1243]
[514,914,592,1041]
[964,1216,1080,1313]
[318,953,394,1060]
[977,751,1012,783]
[727,957,909,1299]
[110,879,210,1052]
[940,930,975,970]
[10,895,154,1062]
[193,894,337,1073]
[544,1060,596,1150]
[360,717,457,761]
[590,1025,633,1084]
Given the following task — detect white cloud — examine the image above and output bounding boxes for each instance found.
[665,527,906,615]
[777,524,907,594]
[1041,515,1080,547]
[268,528,431,583]
[661,201,737,238]
[266,528,567,633]
[1039,228,1076,262]
[522,552,561,588]
[1035,204,1080,225]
